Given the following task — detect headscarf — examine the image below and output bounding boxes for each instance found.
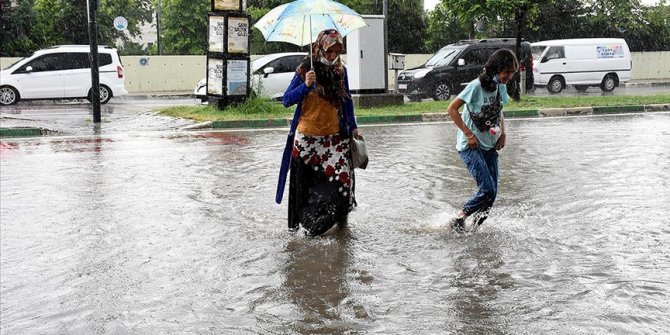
[297,29,348,107]
[311,29,344,63]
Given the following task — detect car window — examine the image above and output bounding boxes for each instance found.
[266,56,298,73]
[544,46,565,61]
[462,49,486,66]
[99,53,113,66]
[23,53,66,72]
[60,52,114,70]
[531,45,545,61]
[426,47,462,67]
[63,53,91,70]
[3,56,28,70]
[286,55,304,72]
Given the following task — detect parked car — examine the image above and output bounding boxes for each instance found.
[194,52,308,102]
[396,38,534,101]
[531,38,632,94]
[0,45,127,105]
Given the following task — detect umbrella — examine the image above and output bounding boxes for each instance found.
[253,0,367,68]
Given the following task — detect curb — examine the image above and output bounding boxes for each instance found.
[622,81,670,88]
[121,92,194,100]
[0,127,43,137]
[201,104,669,129]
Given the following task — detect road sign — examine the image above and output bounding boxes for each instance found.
[114,16,128,31]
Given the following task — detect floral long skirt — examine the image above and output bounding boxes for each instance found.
[288,131,356,236]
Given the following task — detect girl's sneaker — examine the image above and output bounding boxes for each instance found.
[448,217,466,233]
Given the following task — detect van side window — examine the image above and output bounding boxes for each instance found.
[66,53,92,70]
[462,49,485,66]
[544,46,565,61]
[65,53,113,69]
[22,54,66,72]
[99,53,113,66]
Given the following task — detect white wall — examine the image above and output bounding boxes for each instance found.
[2,52,668,93]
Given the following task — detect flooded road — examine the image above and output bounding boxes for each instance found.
[0,98,199,135]
[2,112,670,334]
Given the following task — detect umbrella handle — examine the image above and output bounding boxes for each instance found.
[308,16,316,90]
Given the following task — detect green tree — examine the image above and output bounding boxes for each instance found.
[425,2,470,52]
[1,0,152,56]
[157,0,208,54]
[628,3,670,51]
[1,0,38,56]
[343,0,427,53]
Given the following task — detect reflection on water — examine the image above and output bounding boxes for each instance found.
[282,229,359,334]
[1,112,669,334]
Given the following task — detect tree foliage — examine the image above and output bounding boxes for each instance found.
[1,0,153,56]
[2,0,668,57]
[438,0,669,52]
[1,0,39,56]
[342,0,427,54]
[425,2,470,52]
[157,0,208,55]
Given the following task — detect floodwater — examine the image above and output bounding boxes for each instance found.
[1,112,670,334]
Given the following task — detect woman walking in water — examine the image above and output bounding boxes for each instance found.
[276,29,360,236]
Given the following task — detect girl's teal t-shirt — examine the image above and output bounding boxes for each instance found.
[455,79,510,152]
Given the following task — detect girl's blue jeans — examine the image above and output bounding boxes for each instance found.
[458,148,499,224]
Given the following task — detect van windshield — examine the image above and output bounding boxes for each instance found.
[425,47,462,67]
[531,45,546,61]
[3,57,28,70]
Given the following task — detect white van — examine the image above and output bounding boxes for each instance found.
[0,45,127,105]
[531,38,632,93]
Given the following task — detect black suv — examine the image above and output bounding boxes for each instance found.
[397,38,534,101]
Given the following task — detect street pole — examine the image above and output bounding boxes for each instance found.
[383,0,388,93]
[157,0,162,55]
[87,0,101,122]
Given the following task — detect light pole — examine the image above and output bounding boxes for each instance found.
[156,0,162,55]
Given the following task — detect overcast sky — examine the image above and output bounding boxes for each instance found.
[423,0,661,11]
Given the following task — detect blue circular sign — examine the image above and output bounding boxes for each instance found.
[114,16,128,31]
[139,57,149,66]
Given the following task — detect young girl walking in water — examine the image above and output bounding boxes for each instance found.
[446,49,518,232]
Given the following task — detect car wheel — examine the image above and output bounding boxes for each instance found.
[432,82,452,101]
[547,76,564,94]
[0,86,19,106]
[600,74,617,92]
[574,85,588,92]
[88,85,113,104]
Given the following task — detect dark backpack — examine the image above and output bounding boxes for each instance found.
[468,89,502,132]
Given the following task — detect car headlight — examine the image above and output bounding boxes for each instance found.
[413,69,431,79]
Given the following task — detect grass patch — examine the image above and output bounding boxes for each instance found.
[160,96,292,121]
[159,93,670,122]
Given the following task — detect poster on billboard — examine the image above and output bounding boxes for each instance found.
[207,58,224,96]
[213,0,240,11]
[208,16,224,53]
[227,17,249,54]
[226,59,248,95]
